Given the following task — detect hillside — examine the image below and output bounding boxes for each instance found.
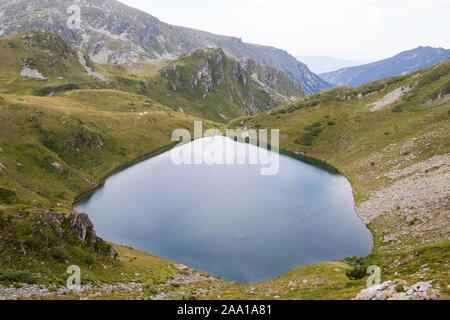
[226,61,449,298]
[133,48,306,122]
[0,31,305,123]
[0,31,109,96]
[320,46,450,87]
[0,0,330,94]
[0,47,448,300]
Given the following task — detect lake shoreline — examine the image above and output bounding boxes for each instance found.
[72,138,374,284]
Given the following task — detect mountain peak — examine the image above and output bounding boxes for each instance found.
[0,0,330,94]
[320,46,450,87]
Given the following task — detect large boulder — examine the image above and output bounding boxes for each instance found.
[71,213,97,249]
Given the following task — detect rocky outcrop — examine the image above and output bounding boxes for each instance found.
[192,62,214,92]
[109,246,121,261]
[20,67,47,81]
[354,280,440,300]
[155,48,306,120]
[232,62,247,85]
[161,65,182,80]
[369,84,414,112]
[140,79,150,89]
[73,130,104,153]
[71,213,97,249]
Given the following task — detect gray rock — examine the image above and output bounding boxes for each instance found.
[354,280,440,300]
[71,213,97,248]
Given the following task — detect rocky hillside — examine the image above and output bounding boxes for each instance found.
[227,60,449,299]
[135,48,306,122]
[0,0,330,94]
[0,31,304,122]
[0,60,447,300]
[0,30,110,96]
[320,46,450,87]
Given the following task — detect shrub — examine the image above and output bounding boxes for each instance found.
[295,134,314,146]
[0,210,11,227]
[0,210,4,226]
[312,122,322,127]
[327,121,336,126]
[346,264,367,280]
[392,105,403,113]
[50,247,67,262]
[0,271,36,284]
[361,83,385,96]
[12,218,40,250]
[304,125,313,131]
[72,247,94,265]
[0,188,18,204]
[311,128,322,136]
[345,256,367,280]
[43,228,57,246]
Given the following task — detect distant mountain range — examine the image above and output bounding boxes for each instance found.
[320,46,450,87]
[297,56,371,74]
[0,0,331,94]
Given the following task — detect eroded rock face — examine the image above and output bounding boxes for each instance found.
[192,62,214,92]
[232,62,247,84]
[140,79,150,89]
[71,213,97,249]
[354,280,440,300]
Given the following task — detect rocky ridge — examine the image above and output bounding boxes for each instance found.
[0,0,330,94]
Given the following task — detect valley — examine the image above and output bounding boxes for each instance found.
[0,3,448,302]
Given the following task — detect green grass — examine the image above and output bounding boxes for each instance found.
[230,60,450,204]
[0,32,448,300]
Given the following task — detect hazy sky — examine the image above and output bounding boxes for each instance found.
[118,0,450,61]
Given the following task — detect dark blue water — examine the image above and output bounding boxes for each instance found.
[75,136,372,283]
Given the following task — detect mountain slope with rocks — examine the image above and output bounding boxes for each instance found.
[0,31,303,122]
[0,53,448,300]
[0,0,330,94]
[138,48,306,122]
[320,46,450,87]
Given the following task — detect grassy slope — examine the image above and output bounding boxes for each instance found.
[221,61,450,299]
[0,31,108,96]
[0,31,305,124]
[230,61,450,204]
[0,90,218,209]
[0,88,221,297]
[102,48,305,123]
[0,32,448,300]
